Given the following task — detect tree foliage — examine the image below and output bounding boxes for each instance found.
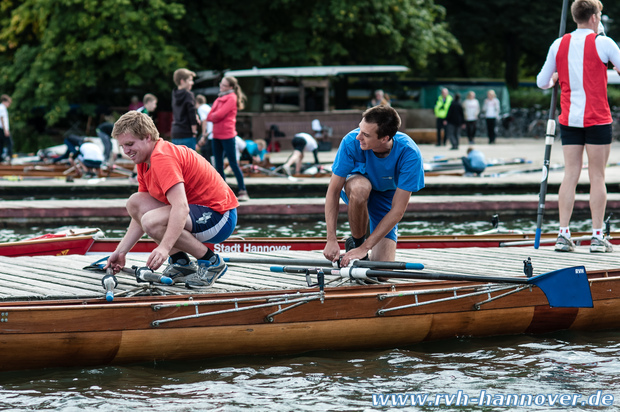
[0,0,186,147]
[0,0,460,151]
[435,0,620,88]
[179,0,461,70]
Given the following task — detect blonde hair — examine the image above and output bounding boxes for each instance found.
[112,111,160,142]
[173,68,196,86]
[142,93,157,104]
[223,76,247,111]
[255,139,267,150]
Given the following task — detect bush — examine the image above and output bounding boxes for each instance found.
[509,87,557,109]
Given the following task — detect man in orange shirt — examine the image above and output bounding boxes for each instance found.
[105,111,239,287]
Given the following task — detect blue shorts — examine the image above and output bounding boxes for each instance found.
[560,124,612,145]
[189,205,237,244]
[340,187,398,242]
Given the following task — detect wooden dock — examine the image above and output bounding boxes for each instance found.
[2,246,619,302]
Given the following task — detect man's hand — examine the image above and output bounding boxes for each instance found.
[104,251,126,274]
[323,239,341,262]
[340,246,369,267]
[147,245,170,271]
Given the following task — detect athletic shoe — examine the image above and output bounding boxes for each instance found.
[590,237,613,253]
[554,235,575,252]
[345,236,368,260]
[237,190,250,201]
[282,164,292,176]
[185,255,227,288]
[162,258,197,284]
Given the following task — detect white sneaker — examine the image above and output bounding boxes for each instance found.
[590,237,613,253]
[554,235,575,252]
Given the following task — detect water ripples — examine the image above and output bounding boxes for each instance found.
[2,331,620,411]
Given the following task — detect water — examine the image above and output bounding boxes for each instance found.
[2,331,619,411]
[2,217,619,410]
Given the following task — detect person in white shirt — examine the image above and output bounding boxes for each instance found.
[72,140,105,178]
[281,132,319,175]
[0,95,12,164]
[482,90,500,144]
[195,94,214,163]
[462,91,480,143]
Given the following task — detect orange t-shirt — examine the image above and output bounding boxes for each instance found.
[137,139,239,213]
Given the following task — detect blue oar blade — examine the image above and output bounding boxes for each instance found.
[528,266,592,308]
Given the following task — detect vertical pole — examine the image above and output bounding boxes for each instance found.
[535,0,569,249]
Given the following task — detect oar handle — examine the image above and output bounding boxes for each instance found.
[101,268,118,302]
[133,266,173,285]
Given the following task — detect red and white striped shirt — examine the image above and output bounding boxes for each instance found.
[537,28,620,128]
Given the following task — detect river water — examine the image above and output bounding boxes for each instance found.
[1,330,619,411]
[1,217,618,410]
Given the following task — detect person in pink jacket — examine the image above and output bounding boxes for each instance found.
[207,76,249,201]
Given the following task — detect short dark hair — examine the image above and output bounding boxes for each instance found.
[571,0,602,24]
[362,105,401,139]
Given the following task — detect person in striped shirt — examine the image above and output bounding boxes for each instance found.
[537,0,620,253]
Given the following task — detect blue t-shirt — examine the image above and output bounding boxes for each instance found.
[332,129,425,193]
[244,140,266,160]
[468,150,486,169]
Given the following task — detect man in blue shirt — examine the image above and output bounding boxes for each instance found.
[461,147,487,176]
[323,106,425,266]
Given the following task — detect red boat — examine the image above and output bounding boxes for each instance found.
[0,229,617,257]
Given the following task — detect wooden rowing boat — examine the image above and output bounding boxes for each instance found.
[1,229,617,257]
[0,249,618,372]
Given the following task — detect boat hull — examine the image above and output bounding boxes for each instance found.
[2,271,620,371]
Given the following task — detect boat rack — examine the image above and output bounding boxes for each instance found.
[150,291,324,327]
[376,283,531,315]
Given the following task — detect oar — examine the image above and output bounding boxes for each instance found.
[535,0,569,249]
[224,256,424,270]
[272,265,592,308]
[501,235,592,247]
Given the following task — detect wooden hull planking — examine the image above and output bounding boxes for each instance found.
[2,270,620,371]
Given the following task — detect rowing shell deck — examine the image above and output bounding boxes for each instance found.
[2,246,619,301]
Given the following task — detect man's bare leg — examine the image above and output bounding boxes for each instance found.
[585,143,611,229]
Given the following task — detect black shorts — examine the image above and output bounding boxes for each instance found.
[291,136,307,151]
[560,124,612,145]
[82,160,102,169]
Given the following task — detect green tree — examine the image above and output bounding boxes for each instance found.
[176,0,461,70]
[0,0,186,150]
[0,0,460,151]
[434,0,620,87]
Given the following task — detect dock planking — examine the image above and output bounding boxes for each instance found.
[1,246,619,302]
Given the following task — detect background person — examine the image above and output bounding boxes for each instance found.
[461,147,486,176]
[537,0,620,253]
[323,106,424,266]
[105,111,238,288]
[445,93,464,150]
[71,139,105,178]
[136,93,158,116]
[0,95,12,164]
[463,91,480,143]
[368,89,391,107]
[195,94,213,164]
[207,76,249,201]
[171,68,198,150]
[434,88,452,146]
[280,132,320,176]
[482,89,500,144]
